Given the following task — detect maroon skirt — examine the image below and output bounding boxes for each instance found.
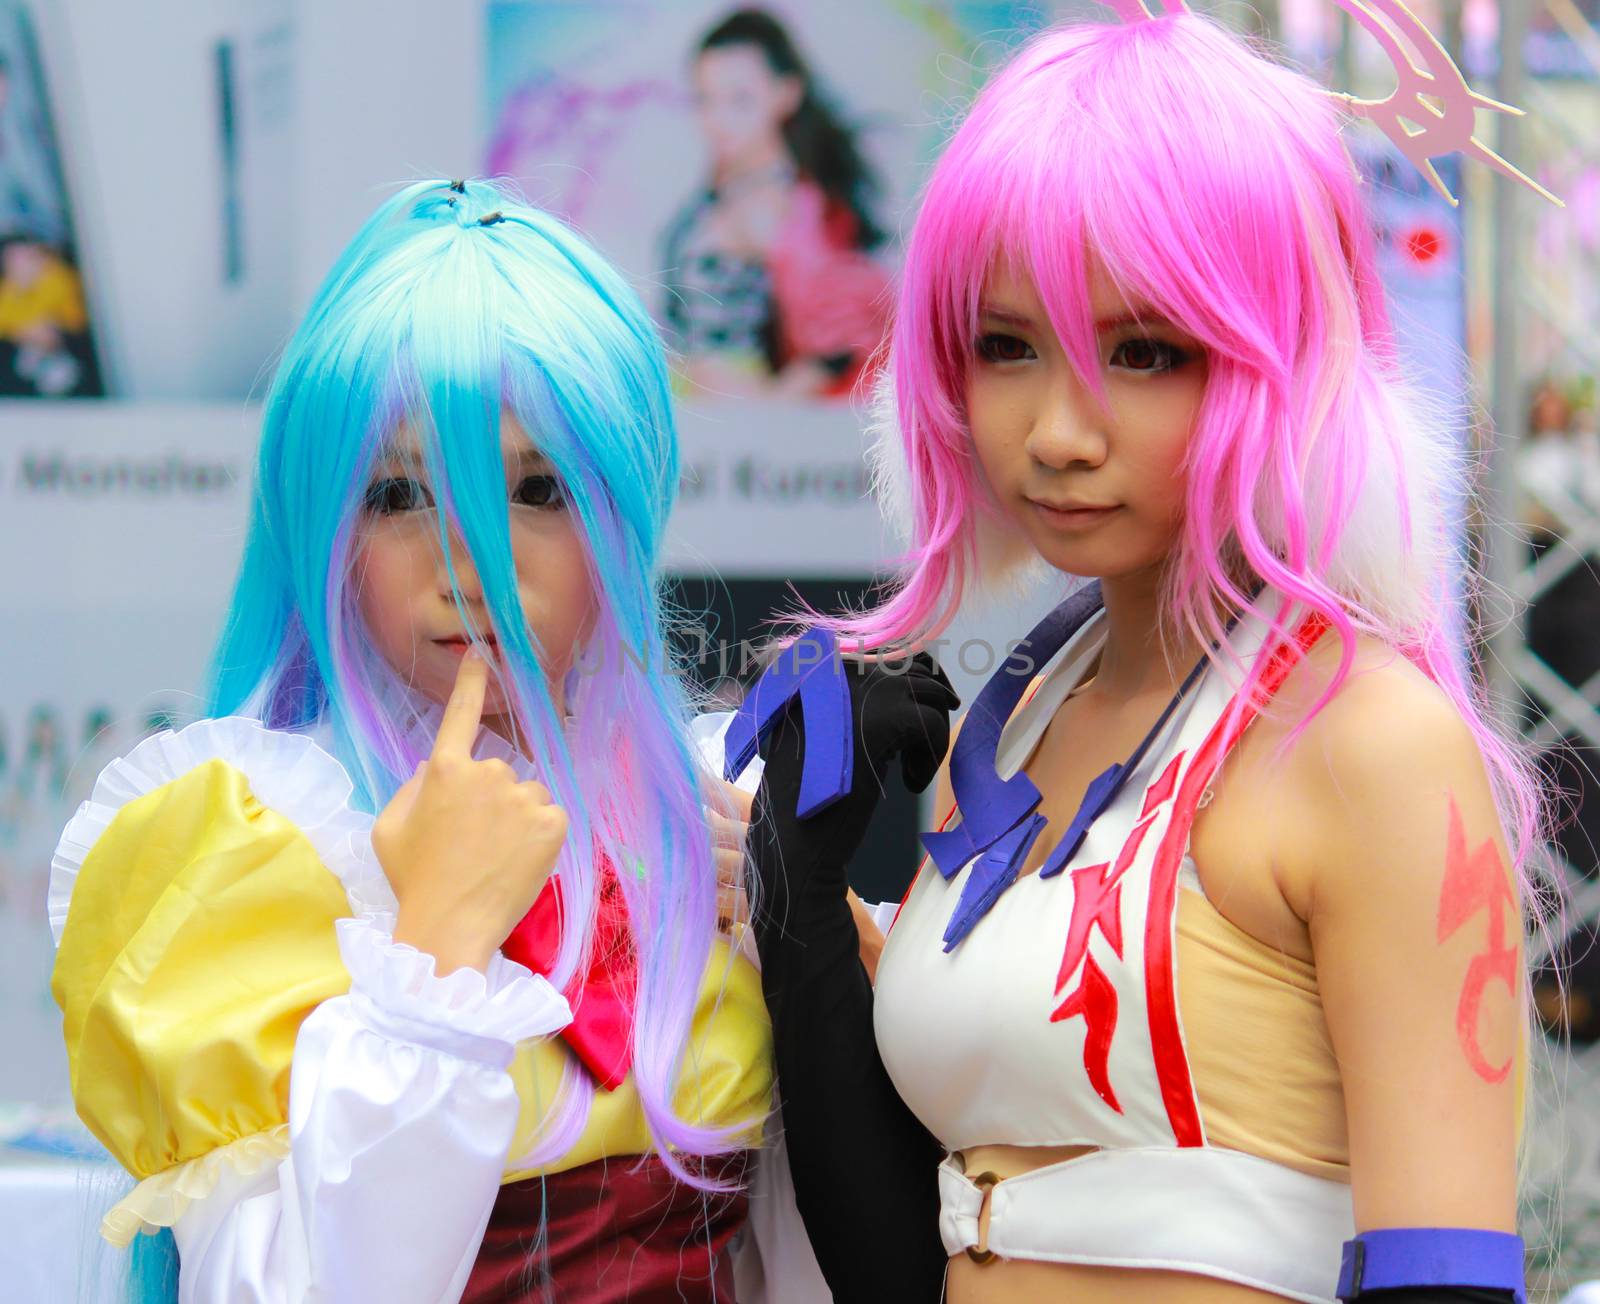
[463,1151,751,1303]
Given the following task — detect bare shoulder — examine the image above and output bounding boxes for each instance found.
[1264,631,1508,914]
[1276,632,1488,808]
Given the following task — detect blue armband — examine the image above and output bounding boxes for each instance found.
[1337,1229,1524,1303]
[722,626,854,817]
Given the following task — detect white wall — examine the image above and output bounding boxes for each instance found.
[0,400,258,1103]
[289,0,483,312]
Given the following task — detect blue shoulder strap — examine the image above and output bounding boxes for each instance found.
[1337,1229,1525,1303]
[924,579,1216,952]
[723,626,855,819]
[922,583,1107,950]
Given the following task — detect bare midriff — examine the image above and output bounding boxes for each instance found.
[946,1144,1288,1304]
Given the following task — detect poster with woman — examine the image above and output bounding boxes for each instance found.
[484,1,1048,579]
[485,1,1045,406]
[0,1,102,398]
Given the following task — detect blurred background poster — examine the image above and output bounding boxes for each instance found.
[483,0,1046,577]
[26,0,294,400]
[0,1,101,397]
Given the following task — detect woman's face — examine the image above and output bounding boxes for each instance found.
[966,260,1209,585]
[351,413,596,732]
[693,44,801,167]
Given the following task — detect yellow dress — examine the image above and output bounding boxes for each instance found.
[49,717,773,1249]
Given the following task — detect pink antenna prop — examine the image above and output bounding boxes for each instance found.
[1105,0,1562,208]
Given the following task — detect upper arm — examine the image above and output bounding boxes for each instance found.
[1293,667,1522,1232]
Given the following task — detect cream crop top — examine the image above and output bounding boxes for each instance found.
[873,607,1348,1179]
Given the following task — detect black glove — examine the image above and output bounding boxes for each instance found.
[744,647,957,1304]
[752,650,958,945]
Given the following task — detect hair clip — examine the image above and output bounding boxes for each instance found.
[478,211,505,226]
[1104,0,1561,208]
[448,179,467,194]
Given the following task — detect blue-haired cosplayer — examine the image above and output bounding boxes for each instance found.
[47,179,825,1303]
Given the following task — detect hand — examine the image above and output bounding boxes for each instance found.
[374,650,568,974]
[752,649,958,915]
[710,780,754,933]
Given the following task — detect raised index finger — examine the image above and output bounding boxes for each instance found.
[433,649,488,759]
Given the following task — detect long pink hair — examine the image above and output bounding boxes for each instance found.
[819,13,1541,874]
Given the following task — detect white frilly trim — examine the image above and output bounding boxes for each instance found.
[690,710,765,795]
[337,912,573,1051]
[49,716,398,946]
[100,1126,291,1247]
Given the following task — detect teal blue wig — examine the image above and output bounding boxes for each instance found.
[208,178,738,1181]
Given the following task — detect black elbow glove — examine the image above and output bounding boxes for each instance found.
[738,643,957,1303]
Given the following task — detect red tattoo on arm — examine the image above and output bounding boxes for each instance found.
[1435,796,1517,1084]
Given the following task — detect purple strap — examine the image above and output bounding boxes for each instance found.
[723,626,854,819]
[922,583,1104,882]
[1037,762,1123,879]
[1336,1229,1525,1302]
[925,580,1232,950]
[940,811,1047,950]
[923,586,1105,950]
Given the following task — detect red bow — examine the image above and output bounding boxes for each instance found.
[501,854,637,1091]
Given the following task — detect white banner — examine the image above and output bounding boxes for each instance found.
[0,401,256,1102]
[667,396,894,574]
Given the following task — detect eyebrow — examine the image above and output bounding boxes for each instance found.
[372,448,554,472]
[1093,310,1174,331]
[976,304,1038,330]
[978,303,1175,333]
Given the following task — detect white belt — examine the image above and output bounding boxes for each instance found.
[937,1146,1354,1304]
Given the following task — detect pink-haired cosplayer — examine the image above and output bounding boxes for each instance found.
[718,6,1553,1304]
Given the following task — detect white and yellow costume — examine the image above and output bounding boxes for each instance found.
[49,716,825,1303]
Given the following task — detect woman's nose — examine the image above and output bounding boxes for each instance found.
[436,528,486,604]
[1024,372,1108,471]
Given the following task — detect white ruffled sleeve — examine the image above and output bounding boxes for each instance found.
[172,911,572,1304]
[49,717,575,1303]
[691,709,765,796]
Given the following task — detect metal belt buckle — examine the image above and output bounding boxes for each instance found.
[966,1170,1002,1265]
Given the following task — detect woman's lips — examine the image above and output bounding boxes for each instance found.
[432,637,497,657]
[1028,499,1121,531]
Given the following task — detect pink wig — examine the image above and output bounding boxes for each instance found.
[823,13,1541,870]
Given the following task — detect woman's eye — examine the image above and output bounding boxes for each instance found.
[363,476,434,515]
[1109,337,1187,373]
[512,474,565,510]
[976,332,1037,364]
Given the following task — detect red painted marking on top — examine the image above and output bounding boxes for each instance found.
[1054,812,1159,991]
[1141,752,1185,819]
[1051,954,1123,1114]
[1047,811,1160,1116]
[1142,616,1329,1146]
